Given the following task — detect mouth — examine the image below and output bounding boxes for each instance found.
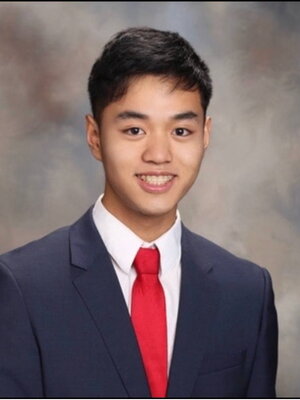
[135,173,177,193]
[136,174,174,185]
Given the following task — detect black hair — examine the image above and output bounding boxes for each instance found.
[88,27,213,121]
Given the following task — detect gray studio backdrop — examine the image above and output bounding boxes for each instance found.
[0,2,299,396]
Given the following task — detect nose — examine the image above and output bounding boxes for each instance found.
[142,134,172,165]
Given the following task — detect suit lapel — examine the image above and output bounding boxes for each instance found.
[167,224,221,398]
[69,209,220,398]
[69,209,150,398]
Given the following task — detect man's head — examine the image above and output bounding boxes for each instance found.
[86,27,213,239]
[88,27,212,123]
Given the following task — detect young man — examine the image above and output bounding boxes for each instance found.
[0,27,277,398]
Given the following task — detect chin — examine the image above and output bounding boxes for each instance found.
[133,202,176,219]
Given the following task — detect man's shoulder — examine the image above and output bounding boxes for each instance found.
[181,224,269,283]
[0,224,71,275]
[0,207,94,270]
[0,207,98,308]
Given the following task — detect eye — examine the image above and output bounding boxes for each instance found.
[173,127,191,137]
[124,127,145,136]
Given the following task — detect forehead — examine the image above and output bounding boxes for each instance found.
[103,75,204,121]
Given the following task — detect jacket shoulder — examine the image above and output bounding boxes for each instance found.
[0,225,73,293]
[0,225,70,270]
[181,224,269,283]
[0,207,94,284]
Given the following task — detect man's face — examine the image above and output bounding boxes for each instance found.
[86,75,211,226]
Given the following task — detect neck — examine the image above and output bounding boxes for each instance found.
[101,197,177,242]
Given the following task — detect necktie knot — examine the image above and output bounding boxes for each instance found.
[133,247,160,275]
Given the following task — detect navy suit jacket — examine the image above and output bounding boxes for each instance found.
[0,207,277,398]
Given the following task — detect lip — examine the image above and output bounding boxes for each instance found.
[135,171,177,176]
[135,173,177,194]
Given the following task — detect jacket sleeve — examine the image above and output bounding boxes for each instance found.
[246,267,278,397]
[0,260,44,397]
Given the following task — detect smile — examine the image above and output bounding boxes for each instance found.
[137,175,174,186]
[135,173,176,194]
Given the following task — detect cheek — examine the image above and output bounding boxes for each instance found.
[179,145,204,172]
[102,142,135,175]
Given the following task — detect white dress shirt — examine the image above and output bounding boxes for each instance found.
[92,194,182,371]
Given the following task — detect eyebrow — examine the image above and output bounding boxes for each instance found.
[172,111,199,120]
[115,110,200,121]
[115,111,148,120]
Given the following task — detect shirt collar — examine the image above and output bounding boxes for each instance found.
[92,194,181,275]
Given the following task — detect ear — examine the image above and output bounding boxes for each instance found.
[86,114,102,161]
[203,116,212,150]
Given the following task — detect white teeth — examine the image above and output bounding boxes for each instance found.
[139,175,174,185]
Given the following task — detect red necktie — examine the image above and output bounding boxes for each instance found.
[131,247,168,398]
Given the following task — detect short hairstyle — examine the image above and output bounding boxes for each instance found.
[88,27,213,121]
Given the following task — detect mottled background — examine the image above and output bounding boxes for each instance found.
[0,2,299,396]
